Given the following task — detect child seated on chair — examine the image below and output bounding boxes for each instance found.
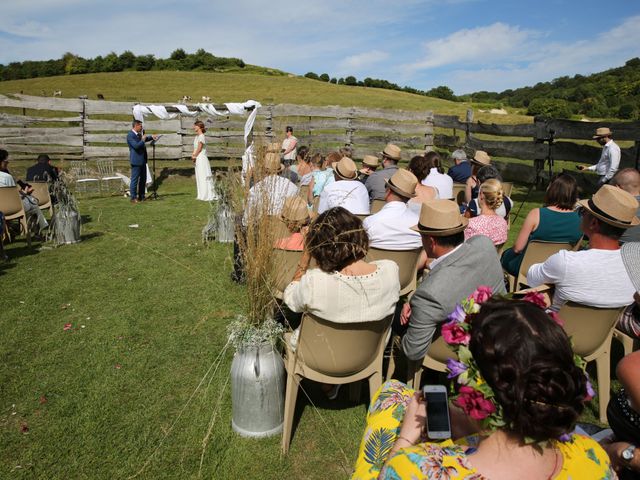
[274,196,311,251]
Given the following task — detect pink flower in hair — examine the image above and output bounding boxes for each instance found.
[442,320,471,346]
[469,286,492,304]
[548,311,564,327]
[455,386,496,420]
[523,291,547,309]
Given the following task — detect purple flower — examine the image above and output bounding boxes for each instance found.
[558,433,571,442]
[447,304,466,323]
[585,376,595,401]
[446,358,468,379]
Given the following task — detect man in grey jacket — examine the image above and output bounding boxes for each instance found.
[399,199,506,361]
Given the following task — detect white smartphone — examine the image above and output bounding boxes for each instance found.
[423,385,451,439]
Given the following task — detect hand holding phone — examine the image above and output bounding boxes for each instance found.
[423,385,451,439]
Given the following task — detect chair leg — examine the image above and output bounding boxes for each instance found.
[21,217,31,247]
[281,371,300,454]
[368,372,382,403]
[349,381,362,403]
[406,360,420,389]
[596,354,610,424]
[385,335,396,381]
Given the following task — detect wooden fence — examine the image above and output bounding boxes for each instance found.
[1,93,639,172]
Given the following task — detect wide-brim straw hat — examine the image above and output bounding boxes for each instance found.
[264,152,284,173]
[385,168,417,198]
[593,127,613,139]
[621,242,640,291]
[380,143,402,161]
[331,157,358,180]
[577,185,640,229]
[470,150,491,166]
[411,199,468,236]
[281,195,310,223]
[362,154,380,169]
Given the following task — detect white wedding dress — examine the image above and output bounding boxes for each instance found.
[193,134,217,201]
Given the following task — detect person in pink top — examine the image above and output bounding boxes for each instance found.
[274,195,310,251]
[464,178,508,246]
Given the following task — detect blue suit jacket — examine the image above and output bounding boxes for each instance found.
[127,130,153,166]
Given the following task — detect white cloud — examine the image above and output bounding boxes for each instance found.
[1,21,51,38]
[339,50,389,72]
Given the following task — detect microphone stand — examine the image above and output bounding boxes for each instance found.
[149,137,161,200]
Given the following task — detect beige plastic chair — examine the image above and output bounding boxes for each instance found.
[266,215,290,241]
[298,184,309,202]
[370,199,385,214]
[613,328,637,357]
[452,183,466,205]
[512,240,574,291]
[366,246,422,296]
[0,186,31,246]
[495,242,505,257]
[311,196,320,213]
[30,181,53,217]
[272,248,303,299]
[409,335,457,389]
[501,181,513,197]
[560,302,625,423]
[282,313,392,453]
[356,213,369,221]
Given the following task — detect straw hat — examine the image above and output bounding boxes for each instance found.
[380,143,402,161]
[332,157,358,180]
[411,199,468,236]
[577,185,640,229]
[621,242,640,291]
[593,127,613,139]
[362,155,380,169]
[264,152,283,173]
[470,150,491,166]
[267,142,282,152]
[385,169,417,198]
[281,196,310,223]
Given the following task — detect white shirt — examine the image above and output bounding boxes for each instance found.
[427,243,463,271]
[588,139,621,181]
[0,171,17,187]
[282,135,297,161]
[363,201,422,250]
[422,168,453,199]
[527,248,635,311]
[243,174,298,225]
[318,179,370,214]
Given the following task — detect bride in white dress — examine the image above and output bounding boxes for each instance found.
[192,120,217,201]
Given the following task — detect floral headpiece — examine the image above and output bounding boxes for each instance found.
[442,286,593,439]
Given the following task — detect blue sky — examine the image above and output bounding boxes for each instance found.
[1,0,639,94]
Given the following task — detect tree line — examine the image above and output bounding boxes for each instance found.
[0,49,246,81]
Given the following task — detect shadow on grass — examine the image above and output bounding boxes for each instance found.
[152,166,195,191]
[0,261,17,276]
[2,242,43,261]
[81,214,92,225]
[80,231,104,241]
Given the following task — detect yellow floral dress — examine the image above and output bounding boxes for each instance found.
[353,380,617,480]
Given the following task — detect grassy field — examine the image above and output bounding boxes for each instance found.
[0,174,618,479]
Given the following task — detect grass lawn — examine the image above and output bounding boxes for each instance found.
[0,175,619,479]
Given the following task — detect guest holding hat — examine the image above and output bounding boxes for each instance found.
[398,199,506,360]
[577,127,621,186]
[527,184,639,312]
[358,154,380,183]
[364,169,422,250]
[274,196,311,251]
[447,148,471,183]
[318,157,370,215]
[366,143,402,201]
[464,150,491,204]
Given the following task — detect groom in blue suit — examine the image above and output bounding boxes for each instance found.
[127,120,157,202]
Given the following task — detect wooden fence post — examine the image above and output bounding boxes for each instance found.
[424,111,434,152]
[464,108,473,148]
[345,107,355,147]
[265,104,274,143]
[81,98,87,161]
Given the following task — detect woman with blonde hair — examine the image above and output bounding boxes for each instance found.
[464,178,508,245]
[192,120,216,201]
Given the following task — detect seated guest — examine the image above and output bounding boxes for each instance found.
[463,179,508,246]
[243,152,298,225]
[357,155,379,183]
[339,145,353,159]
[464,150,491,204]
[0,149,49,234]
[289,146,310,178]
[527,185,638,312]
[318,157,370,215]
[363,169,421,250]
[283,207,400,360]
[421,151,453,199]
[612,168,640,243]
[26,154,59,183]
[398,199,506,360]
[464,164,513,220]
[502,173,582,276]
[307,151,339,204]
[366,143,401,201]
[274,196,310,251]
[614,241,640,340]
[447,148,471,183]
[407,155,438,206]
[354,297,615,479]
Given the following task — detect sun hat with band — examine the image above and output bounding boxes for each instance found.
[332,156,359,180]
[470,150,491,167]
[384,168,417,199]
[264,152,283,174]
[362,155,380,169]
[380,143,402,162]
[577,184,640,229]
[281,195,311,224]
[593,127,613,139]
[411,199,468,236]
